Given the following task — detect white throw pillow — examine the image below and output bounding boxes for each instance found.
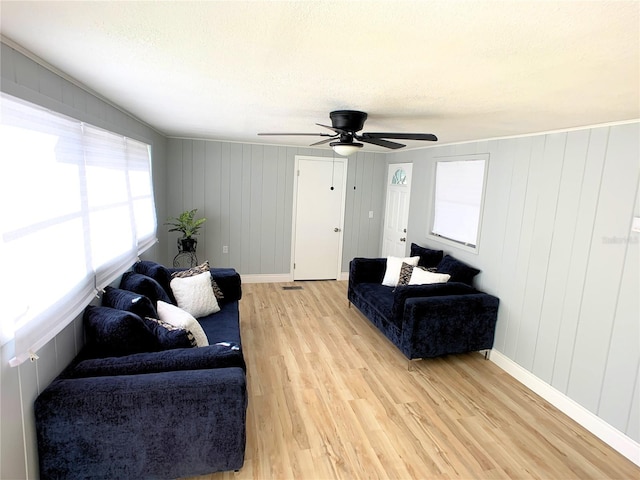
[170,271,221,318]
[409,268,451,285]
[381,256,420,287]
[156,301,209,347]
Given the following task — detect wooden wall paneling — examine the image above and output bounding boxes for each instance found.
[591,126,640,430]
[249,145,264,273]
[205,141,222,265]
[501,136,537,359]
[568,123,639,413]
[229,143,244,269]
[342,155,357,265]
[240,144,252,273]
[13,47,39,91]
[533,130,590,383]
[551,127,609,393]
[358,152,375,258]
[472,139,507,294]
[1,43,16,82]
[597,219,639,433]
[627,366,640,440]
[166,139,184,262]
[37,65,63,102]
[1,342,27,480]
[282,147,296,274]
[369,154,386,258]
[516,133,567,371]
[192,140,207,260]
[260,146,279,274]
[18,355,39,478]
[274,147,288,273]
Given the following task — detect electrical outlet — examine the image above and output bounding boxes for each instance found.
[369,211,374,219]
[222,245,229,254]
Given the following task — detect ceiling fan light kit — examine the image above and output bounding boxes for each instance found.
[258,110,438,153]
[330,142,363,157]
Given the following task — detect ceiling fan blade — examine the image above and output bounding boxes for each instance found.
[356,135,405,149]
[309,137,336,146]
[362,132,438,141]
[258,132,334,137]
[316,123,347,135]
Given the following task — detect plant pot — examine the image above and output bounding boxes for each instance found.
[178,237,197,253]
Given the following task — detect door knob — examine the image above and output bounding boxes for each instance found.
[334,227,341,232]
[400,237,406,242]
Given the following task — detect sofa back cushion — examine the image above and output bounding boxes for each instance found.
[84,306,157,357]
[102,286,158,319]
[119,271,172,305]
[436,255,481,285]
[410,243,444,268]
[132,260,177,304]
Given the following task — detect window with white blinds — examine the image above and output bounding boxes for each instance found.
[431,155,487,249]
[0,92,157,366]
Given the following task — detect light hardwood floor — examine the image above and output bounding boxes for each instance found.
[195,280,639,480]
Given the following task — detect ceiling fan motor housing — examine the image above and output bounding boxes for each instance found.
[330,110,367,132]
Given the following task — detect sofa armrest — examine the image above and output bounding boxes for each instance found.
[63,344,246,379]
[391,282,477,320]
[210,268,242,303]
[35,367,247,480]
[349,257,386,285]
[400,293,499,359]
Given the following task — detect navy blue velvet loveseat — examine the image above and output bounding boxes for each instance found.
[35,261,247,480]
[348,244,499,360]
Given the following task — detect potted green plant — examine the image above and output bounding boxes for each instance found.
[165,209,207,253]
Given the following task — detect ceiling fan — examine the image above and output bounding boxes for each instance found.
[258,110,437,156]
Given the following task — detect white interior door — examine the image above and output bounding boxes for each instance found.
[293,156,347,280]
[382,163,412,257]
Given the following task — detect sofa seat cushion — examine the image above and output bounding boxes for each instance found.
[199,301,242,347]
[351,282,394,321]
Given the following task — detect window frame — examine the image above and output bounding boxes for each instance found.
[428,153,489,254]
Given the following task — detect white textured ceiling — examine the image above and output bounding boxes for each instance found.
[1,1,639,151]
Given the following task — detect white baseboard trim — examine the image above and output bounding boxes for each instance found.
[241,273,293,284]
[242,273,350,283]
[490,350,640,467]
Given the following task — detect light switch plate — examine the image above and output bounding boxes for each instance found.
[632,217,640,233]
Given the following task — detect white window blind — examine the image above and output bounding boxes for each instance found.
[431,158,487,248]
[0,93,157,366]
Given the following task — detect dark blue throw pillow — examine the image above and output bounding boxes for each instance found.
[102,286,158,319]
[119,271,172,305]
[436,255,481,285]
[410,243,444,268]
[132,261,177,304]
[84,306,157,357]
[140,317,196,350]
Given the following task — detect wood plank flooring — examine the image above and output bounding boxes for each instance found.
[193,280,639,479]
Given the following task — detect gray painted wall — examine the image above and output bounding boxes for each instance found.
[0,42,168,479]
[164,139,386,273]
[395,124,640,443]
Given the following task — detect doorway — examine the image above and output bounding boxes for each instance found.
[381,163,413,257]
[292,156,347,280]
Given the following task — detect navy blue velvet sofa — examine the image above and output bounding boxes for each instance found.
[34,262,247,480]
[348,245,499,360]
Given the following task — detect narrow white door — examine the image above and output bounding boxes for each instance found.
[382,163,412,257]
[293,156,347,280]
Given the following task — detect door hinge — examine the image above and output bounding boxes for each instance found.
[297,169,300,176]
